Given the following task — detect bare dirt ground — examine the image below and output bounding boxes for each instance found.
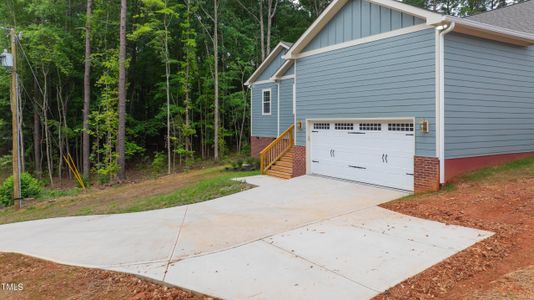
[375,169,534,299]
[0,253,212,300]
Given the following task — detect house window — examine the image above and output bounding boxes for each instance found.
[334,123,354,130]
[262,89,271,115]
[388,123,414,132]
[359,123,382,131]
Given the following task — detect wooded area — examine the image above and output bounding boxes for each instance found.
[0,0,522,185]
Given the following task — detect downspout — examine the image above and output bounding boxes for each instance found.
[437,22,455,185]
[277,81,280,136]
[293,60,297,143]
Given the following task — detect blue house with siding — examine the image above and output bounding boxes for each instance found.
[246,0,534,192]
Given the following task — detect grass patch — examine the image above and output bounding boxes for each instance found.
[0,167,258,225]
[457,156,534,182]
[389,156,534,204]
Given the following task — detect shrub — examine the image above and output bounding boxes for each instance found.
[151,152,166,173]
[0,173,42,206]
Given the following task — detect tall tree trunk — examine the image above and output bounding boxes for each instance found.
[82,0,92,179]
[164,12,171,174]
[42,70,54,186]
[259,0,265,60]
[266,0,278,55]
[117,0,127,180]
[33,80,42,178]
[213,0,219,160]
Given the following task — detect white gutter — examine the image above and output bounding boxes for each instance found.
[446,16,534,44]
[436,22,455,185]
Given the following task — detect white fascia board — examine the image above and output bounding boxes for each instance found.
[294,24,432,59]
[446,16,534,45]
[271,59,295,80]
[368,0,443,24]
[285,0,349,58]
[245,42,291,86]
[285,0,444,58]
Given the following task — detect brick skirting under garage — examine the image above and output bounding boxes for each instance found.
[250,136,275,158]
[292,145,306,177]
[414,156,440,193]
[444,152,534,182]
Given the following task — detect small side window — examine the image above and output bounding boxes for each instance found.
[262,89,271,115]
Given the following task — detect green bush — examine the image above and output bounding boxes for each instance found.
[0,173,42,207]
[151,152,166,173]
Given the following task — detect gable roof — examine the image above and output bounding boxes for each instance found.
[245,42,291,86]
[467,0,534,35]
[285,0,534,59]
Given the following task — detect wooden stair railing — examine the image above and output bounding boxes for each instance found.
[259,124,295,175]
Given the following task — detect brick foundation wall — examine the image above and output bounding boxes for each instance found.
[414,156,440,193]
[292,145,306,177]
[250,136,275,158]
[445,152,534,182]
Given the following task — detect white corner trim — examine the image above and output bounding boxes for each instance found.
[262,88,272,116]
[293,61,297,143]
[293,24,432,59]
[246,42,291,86]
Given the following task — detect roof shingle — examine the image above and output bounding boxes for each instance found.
[466,0,534,34]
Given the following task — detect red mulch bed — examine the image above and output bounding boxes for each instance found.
[374,175,534,299]
[0,253,213,300]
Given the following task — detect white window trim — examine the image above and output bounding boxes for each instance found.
[262,88,272,116]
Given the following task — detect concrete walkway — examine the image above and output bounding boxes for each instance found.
[0,175,492,299]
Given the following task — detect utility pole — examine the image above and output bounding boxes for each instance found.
[10,28,22,208]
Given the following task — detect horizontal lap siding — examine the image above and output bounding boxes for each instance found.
[279,79,294,133]
[304,0,425,52]
[444,33,534,158]
[251,83,278,137]
[296,29,436,156]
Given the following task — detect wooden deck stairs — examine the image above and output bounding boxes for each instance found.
[260,125,294,179]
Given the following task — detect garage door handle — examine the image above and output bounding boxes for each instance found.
[382,154,385,163]
[406,173,414,176]
[349,165,366,169]
[385,154,388,163]
[348,132,365,134]
[312,130,318,133]
[312,160,319,163]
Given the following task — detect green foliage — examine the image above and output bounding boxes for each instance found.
[0,173,42,207]
[151,152,166,173]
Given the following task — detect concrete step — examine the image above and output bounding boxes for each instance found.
[271,165,293,173]
[266,169,292,179]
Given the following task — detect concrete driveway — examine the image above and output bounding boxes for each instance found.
[0,175,492,299]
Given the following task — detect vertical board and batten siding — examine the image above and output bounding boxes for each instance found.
[304,0,425,52]
[251,83,278,137]
[444,33,534,158]
[279,79,294,132]
[296,29,436,157]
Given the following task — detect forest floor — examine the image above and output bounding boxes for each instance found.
[0,166,257,225]
[0,252,212,300]
[375,157,534,300]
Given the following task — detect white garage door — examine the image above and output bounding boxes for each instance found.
[310,121,415,191]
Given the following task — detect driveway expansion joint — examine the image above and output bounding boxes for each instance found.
[163,206,189,281]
